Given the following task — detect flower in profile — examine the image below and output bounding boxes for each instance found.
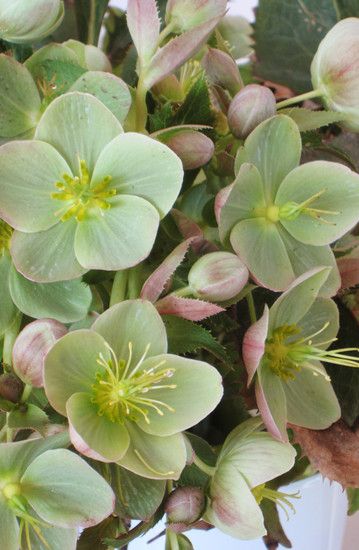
[0,432,114,550]
[217,115,359,295]
[311,18,359,132]
[0,0,64,44]
[44,300,223,479]
[242,268,349,441]
[0,92,183,283]
[204,418,296,539]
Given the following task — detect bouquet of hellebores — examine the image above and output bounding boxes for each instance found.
[1,0,359,548]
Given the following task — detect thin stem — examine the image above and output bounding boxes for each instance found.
[246,292,257,324]
[110,270,129,306]
[276,89,324,109]
[166,529,180,550]
[157,21,176,47]
[171,286,193,298]
[2,312,22,368]
[87,0,96,45]
[21,384,33,404]
[135,76,148,133]
[193,454,216,477]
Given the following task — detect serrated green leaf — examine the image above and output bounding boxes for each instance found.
[173,75,214,126]
[163,315,227,361]
[255,0,337,93]
[347,488,359,515]
[149,103,175,133]
[280,107,347,132]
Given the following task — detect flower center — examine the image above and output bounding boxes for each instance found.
[0,220,13,253]
[91,343,177,424]
[264,322,359,381]
[252,483,300,519]
[51,159,116,222]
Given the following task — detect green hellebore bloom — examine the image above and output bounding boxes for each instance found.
[0,432,114,550]
[44,300,223,479]
[311,18,359,133]
[218,115,359,296]
[0,92,183,283]
[243,268,344,441]
[0,0,64,44]
[205,418,296,540]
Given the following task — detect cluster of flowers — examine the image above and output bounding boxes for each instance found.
[0,1,359,549]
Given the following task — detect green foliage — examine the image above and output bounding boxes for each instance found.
[74,0,110,45]
[347,488,359,515]
[279,107,347,132]
[173,75,214,126]
[336,0,359,17]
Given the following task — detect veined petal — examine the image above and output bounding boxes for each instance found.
[67,392,130,462]
[44,329,111,415]
[135,354,223,436]
[298,298,339,350]
[11,219,85,283]
[243,305,269,386]
[0,140,71,232]
[256,364,288,442]
[0,496,19,550]
[74,195,160,271]
[35,92,123,174]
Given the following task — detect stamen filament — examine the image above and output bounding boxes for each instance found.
[134,449,175,477]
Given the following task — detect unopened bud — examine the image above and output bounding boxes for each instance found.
[202,48,243,96]
[165,487,205,527]
[188,251,249,302]
[311,18,359,132]
[164,131,214,170]
[228,84,276,139]
[13,319,67,388]
[165,0,227,33]
[0,374,24,404]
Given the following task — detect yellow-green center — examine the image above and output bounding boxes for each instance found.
[51,159,116,222]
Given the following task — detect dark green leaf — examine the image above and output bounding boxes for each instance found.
[261,500,292,549]
[280,107,346,132]
[149,103,175,133]
[103,7,132,68]
[336,0,359,17]
[74,0,110,45]
[254,0,337,93]
[78,517,123,549]
[347,488,359,516]
[163,315,227,361]
[172,75,214,126]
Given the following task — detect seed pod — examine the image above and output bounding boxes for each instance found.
[228,84,276,139]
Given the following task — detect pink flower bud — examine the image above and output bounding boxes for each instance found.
[13,319,67,387]
[311,18,359,132]
[228,84,276,139]
[202,47,243,96]
[188,251,248,302]
[165,0,227,33]
[165,487,205,525]
[165,131,214,170]
[0,374,24,404]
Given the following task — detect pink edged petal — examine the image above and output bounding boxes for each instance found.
[141,239,194,302]
[243,305,269,386]
[156,295,224,321]
[255,365,288,442]
[214,182,234,225]
[69,422,111,463]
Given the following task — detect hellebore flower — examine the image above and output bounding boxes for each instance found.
[204,418,296,539]
[311,18,359,132]
[0,0,64,44]
[0,92,183,283]
[242,268,348,441]
[0,432,114,550]
[217,115,359,296]
[44,300,223,479]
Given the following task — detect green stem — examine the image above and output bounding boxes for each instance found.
[135,75,148,133]
[5,413,12,442]
[193,454,216,477]
[276,89,324,110]
[157,21,176,47]
[2,313,22,368]
[87,0,96,45]
[246,292,257,324]
[171,286,193,298]
[166,529,180,550]
[110,270,129,307]
[20,384,32,404]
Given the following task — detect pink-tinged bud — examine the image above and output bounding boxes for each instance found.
[202,48,243,97]
[13,319,67,388]
[165,131,214,170]
[165,0,227,33]
[0,374,24,404]
[188,251,248,302]
[311,18,359,132]
[228,84,276,139]
[165,487,205,526]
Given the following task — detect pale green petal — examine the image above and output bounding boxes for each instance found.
[283,363,341,429]
[44,329,111,415]
[298,298,339,349]
[118,422,186,480]
[0,496,19,550]
[35,92,123,174]
[21,449,115,528]
[276,161,359,245]
[21,521,77,550]
[9,266,91,323]
[11,219,85,283]
[70,71,131,124]
[0,252,17,336]
[0,140,71,232]
[0,54,40,138]
[206,464,265,539]
[0,0,64,43]
[92,300,167,365]
[66,393,130,462]
[268,267,331,332]
[74,195,160,271]
[218,163,266,246]
[256,364,287,441]
[235,115,301,201]
[230,218,294,290]
[136,354,223,436]
[91,133,183,218]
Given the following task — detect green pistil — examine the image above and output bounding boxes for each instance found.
[253,205,280,223]
[0,220,13,253]
[91,343,177,424]
[278,189,339,224]
[252,483,300,519]
[51,159,116,222]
